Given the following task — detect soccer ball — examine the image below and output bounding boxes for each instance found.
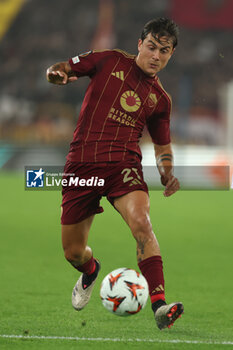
[100,267,149,316]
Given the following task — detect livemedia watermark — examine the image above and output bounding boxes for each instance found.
[25,165,231,191]
[25,166,104,190]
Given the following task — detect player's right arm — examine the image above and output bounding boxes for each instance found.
[47,50,117,85]
[46,61,78,85]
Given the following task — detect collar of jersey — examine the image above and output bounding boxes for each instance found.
[133,59,158,82]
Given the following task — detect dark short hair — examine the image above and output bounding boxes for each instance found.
[141,18,179,48]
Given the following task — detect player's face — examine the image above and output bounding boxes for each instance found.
[136,33,174,77]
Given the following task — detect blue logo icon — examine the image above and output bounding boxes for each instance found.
[26,168,45,188]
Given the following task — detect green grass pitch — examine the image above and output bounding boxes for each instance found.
[0,172,233,350]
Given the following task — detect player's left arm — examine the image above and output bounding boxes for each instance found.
[154,143,180,197]
[146,91,180,196]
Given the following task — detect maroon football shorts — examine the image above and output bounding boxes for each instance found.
[61,160,148,225]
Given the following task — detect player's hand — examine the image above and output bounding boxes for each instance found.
[160,174,180,197]
[46,69,78,85]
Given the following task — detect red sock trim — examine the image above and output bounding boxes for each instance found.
[76,256,96,275]
[151,293,165,304]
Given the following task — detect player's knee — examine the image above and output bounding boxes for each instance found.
[64,244,85,264]
[129,213,153,239]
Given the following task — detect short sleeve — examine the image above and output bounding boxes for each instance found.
[69,50,113,78]
[146,96,171,145]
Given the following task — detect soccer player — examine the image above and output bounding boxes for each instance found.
[46,17,184,330]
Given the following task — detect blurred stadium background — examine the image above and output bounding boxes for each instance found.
[0,0,233,187]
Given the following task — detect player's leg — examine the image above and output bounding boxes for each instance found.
[114,190,183,329]
[62,215,94,268]
[60,161,104,310]
[115,190,161,260]
[62,216,101,311]
[113,191,164,295]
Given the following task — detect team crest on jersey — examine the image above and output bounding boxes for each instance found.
[148,93,158,108]
[120,91,141,113]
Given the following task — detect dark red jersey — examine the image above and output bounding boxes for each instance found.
[67,49,172,162]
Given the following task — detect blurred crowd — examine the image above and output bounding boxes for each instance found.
[0,0,232,146]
